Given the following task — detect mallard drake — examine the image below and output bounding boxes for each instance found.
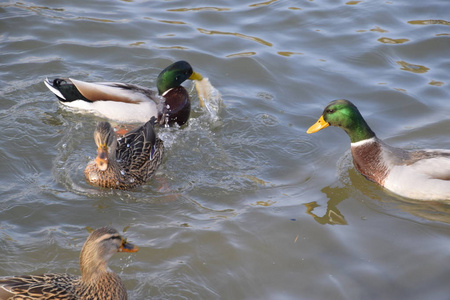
[0,227,138,300]
[85,119,164,190]
[44,60,203,126]
[307,99,450,201]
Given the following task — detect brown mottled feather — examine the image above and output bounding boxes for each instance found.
[0,227,137,300]
[84,120,164,190]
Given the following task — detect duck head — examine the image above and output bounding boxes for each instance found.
[156,61,203,95]
[156,61,203,127]
[94,122,117,171]
[79,227,139,282]
[307,99,376,143]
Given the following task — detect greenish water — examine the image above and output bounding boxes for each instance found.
[1,0,450,299]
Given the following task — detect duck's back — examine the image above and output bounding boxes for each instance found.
[0,273,79,300]
[117,121,164,183]
[75,272,128,300]
[384,149,450,200]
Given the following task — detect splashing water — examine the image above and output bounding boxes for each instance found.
[194,78,222,123]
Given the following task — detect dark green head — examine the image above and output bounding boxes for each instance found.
[156,61,203,95]
[307,99,376,143]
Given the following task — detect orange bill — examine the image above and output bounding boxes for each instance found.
[307,115,329,134]
[119,239,139,253]
[95,145,109,171]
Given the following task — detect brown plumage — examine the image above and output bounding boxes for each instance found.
[84,120,164,190]
[0,227,139,300]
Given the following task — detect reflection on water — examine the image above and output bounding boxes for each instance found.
[77,17,115,23]
[370,26,388,33]
[316,176,450,225]
[250,0,279,8]
[395,200,450,224]
[408,19,450,26]
[429,80,444,86]
[304,190,347,225]
[277,51,304,57]
[396,60,430,73]
[1,2,65,13]
[167,7,231,12]
[345,1,362,5]
[143,17,187,25]
[377,37,409,44]
[226,51,256,58]
[197,28,273,47]
[334,154,450,224]
[156,45,189,50]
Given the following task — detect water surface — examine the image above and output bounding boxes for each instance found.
[1,0,450,299]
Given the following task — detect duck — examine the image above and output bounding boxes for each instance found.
[85,119,164,190]
[0,227,138,300]
[44,60,204,126]
[307,99,450,201]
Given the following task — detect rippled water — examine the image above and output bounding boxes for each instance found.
[1,0,450,299]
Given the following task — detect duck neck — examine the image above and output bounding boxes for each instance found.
[157,78,169,95]
[350,137,389,185]
[157,71,178,95]
[105,145,120,171]
[344,114,376,143]
[79,248,110,283]
[107,156,120,172]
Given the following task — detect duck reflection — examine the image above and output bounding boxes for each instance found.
[304,185,348,225]
[309,165,450,225]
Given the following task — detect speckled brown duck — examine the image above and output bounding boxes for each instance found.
[84,120,164,190]
[0,227,138,300]
[307,99,450,201]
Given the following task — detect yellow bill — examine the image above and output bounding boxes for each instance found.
[307,115,329,134]
[189,71,204,81]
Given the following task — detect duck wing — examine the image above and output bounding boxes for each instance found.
[116,120,164,180]
[384,150,450,200]
[0,274,79,299]
[409,151,450,180]
[44,78,160,105]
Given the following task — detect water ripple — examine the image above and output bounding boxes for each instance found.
[167,7,231,12]
[1,0,450,298]
[197,28,273,47]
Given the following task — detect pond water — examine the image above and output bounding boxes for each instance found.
[1,0,449,299]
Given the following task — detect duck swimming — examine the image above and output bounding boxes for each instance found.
[85,120,164,190]
[0,227,138,300]
[44,60,203,126]
[307,99,450,201]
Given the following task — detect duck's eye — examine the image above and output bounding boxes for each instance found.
[326,109,335,114]
[108,235,121,241]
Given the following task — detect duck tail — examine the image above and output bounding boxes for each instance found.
[143,119,157,146]
[44,78,91,103]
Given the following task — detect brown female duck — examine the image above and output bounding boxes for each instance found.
[85,120,164,190]
[0,227,138,300]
